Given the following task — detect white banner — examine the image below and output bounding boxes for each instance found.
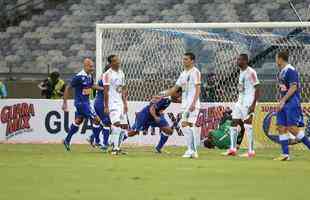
[0,99,232,146]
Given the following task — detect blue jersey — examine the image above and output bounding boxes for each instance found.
[276,64,304,127]
[94,79,104,106]
[143,97,172,116]
[278,64,301,107]
[70,70,94,105]
[132,97,171,131]
[93,79,111,125]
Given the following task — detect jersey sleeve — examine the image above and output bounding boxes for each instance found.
[70,75,81,87]
[175,74,182,87]
[250,70,260,86]
[103,72,111,86]
[193,70,201,85]
[286,68,299,86]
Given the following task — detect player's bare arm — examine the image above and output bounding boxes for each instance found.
[159,86,180,97]
[62,85,71,112]
[103,85,109,114]
[189,84,200,112]
[249,84,260,114]
[92,84,104,91]
[122,86,128,113]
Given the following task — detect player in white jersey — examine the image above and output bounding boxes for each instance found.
[102,55,128,155]
[223,54,260,158]
[159,52,201,158]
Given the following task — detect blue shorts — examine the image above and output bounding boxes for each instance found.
[132,110,169,131]
[75,102,97,120]
[94,102,111,126]
[276,104,304,127]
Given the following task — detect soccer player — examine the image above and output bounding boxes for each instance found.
[127,89,182,153]
[159,52,201,158]
[88,57,112,149]
[274,50,310,161]
[223,54,260,158]
[62,58,104,151]
[102,55,128,155]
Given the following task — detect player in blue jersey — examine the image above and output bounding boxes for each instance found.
[62,58,104,151]
[127,88,182,153]
[88,57,113,149]
[274,50,310,161]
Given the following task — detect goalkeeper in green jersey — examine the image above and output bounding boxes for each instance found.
[204,108,245,149]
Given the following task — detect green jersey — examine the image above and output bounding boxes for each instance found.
[210,120,231,149]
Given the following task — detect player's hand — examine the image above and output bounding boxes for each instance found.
[123,104,128,113]
[279,99,285,111]
[104,107,109,114]
[189,104,195,112]
[62,102,68,112]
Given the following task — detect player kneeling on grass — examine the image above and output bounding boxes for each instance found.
[274,50,310,161]
[62,58,104,151]
[127,89,182,153]
[223,54,260,158]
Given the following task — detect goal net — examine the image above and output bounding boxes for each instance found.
[96,22,310,149]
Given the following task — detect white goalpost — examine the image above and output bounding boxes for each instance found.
[96,22,310,102]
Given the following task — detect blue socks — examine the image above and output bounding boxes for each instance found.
[279,134,289,156]
[65,123,79,144]
[102,127,110,146]
[156,132,169,151]
[297,131,310,149]
[91,124,102,144]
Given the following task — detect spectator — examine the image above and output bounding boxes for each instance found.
[38,71,66,99]
[0,80,7,98]
[205,73,217,102]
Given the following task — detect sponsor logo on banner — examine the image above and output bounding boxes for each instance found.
[261,105,310,144]
[45,111,93,134]
[0,103,35,139]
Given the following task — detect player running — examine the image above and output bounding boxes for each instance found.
[158,52,201,158]
[88,56,113,149]
[127,89,182,153]
[62,58,104,151]
[274,50,310,161]
[223,54,260,158]
[102,55,128,155]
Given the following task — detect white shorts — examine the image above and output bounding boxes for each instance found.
[180,109,199,125]
[232,103,250,120]
[109,107,127,125]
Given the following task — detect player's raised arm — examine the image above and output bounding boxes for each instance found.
[159,86,180,97]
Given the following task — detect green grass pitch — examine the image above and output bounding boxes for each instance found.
[0,144,309,200]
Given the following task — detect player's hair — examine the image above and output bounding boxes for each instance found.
[184,52,195,61]
[239,54,249,62]
[107,54,117,64]
[277,50,289,62]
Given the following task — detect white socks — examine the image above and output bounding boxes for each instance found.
[229,126,238,150]
[111,126,122,150]
[244,124,254,152]
[182,126,197,152]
